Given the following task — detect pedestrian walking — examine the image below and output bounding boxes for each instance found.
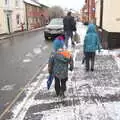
[48,38,74,97]
[63,12,76,48]
[83,23,101,71]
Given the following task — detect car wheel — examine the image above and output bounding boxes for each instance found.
[44,35,48,40]
[44,32,48,40]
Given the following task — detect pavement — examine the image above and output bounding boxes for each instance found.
[0,27,45,40]
[1,44,119,120]
[1,22,120,120]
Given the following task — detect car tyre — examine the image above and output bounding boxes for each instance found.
[45,35,48,40]
[44,33,48,40]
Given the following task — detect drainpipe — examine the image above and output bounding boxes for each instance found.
[7,14,11,34]
[88,0,89,23]
[100,0,103,28]
[25,3,28,30]
[99,0,104,48]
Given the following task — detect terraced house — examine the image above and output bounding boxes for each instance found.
[81,0,95,25]
[24,0,49,30]
[0,0,25,34]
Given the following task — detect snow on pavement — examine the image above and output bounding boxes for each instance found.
[6,22,120,120]
[8,46,120,120]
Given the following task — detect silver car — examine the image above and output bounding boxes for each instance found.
[44,18,64,40]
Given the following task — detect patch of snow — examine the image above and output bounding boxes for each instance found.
[36,74,43,80]
[23,59,31,63]
[92,86,120,97]
[42,46,48,50]
[37,0,51,7]
[26,81,38,90]
[114,56,120,70]
[33,48,41,55]
[25,53,34,58]
[40,102,120,120]
[109,49,120,70]
[0,84,16,91]
[10,74,45,120]
[24,0,41,7]
[8,23,120,120]
[96,48,120,70]
[96,49,110,56]
[11,90,34,120]
[76,22,87,46]
[9,49,79,119]
[42,64,48,72]
[110,49,120,56]
[12,97,35,120]
[67,38,72,50]
[41,106,77,120]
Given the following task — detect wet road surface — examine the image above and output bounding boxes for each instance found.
[0,30,52,115]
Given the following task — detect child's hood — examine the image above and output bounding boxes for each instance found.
[87,24,96,34]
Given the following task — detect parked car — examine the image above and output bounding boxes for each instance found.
[44,18,64,40]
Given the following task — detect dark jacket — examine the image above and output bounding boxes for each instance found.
[48,49,74,79]
[63,16,76,31]
[84,24,101,52]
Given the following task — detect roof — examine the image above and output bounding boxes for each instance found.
[24,0,41,7]
[32,0,49,8]
[36,0,50,8]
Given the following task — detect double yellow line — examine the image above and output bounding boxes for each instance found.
[0,63,46,119]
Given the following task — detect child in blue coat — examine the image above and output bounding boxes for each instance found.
[48,36,74,97]
[83,24,101,71]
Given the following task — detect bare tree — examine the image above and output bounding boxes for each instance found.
[48,6,64,19]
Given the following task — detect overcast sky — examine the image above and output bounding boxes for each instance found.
[39,0,85,11]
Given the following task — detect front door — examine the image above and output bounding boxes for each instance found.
[7,14,10,33]
[6,12,12,34]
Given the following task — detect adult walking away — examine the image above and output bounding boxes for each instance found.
[48,38,74,98]
[63,12,76,48]
[83,23,101,71]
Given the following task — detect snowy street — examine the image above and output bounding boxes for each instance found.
[1,23,120,120]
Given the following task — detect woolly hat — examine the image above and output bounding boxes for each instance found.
[55,35,65,41]
[53,39,64,51]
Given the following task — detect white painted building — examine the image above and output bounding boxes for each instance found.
[95,0,120,49]
[0,0,25,34]
[12,0,26,32]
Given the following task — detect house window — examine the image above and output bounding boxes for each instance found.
[16,14,20,25]
[15,0,19,7]
[5,0,8,5]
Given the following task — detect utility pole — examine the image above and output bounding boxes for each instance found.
[88,0,89,23]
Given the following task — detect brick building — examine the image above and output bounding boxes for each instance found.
[81,3,88,24]
[24,0,48,30]
[88,0,95,22]
[81,0,95,24]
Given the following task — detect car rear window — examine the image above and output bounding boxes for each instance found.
[50,18,63,25]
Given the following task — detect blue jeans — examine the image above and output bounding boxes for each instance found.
[64,31,74,48]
